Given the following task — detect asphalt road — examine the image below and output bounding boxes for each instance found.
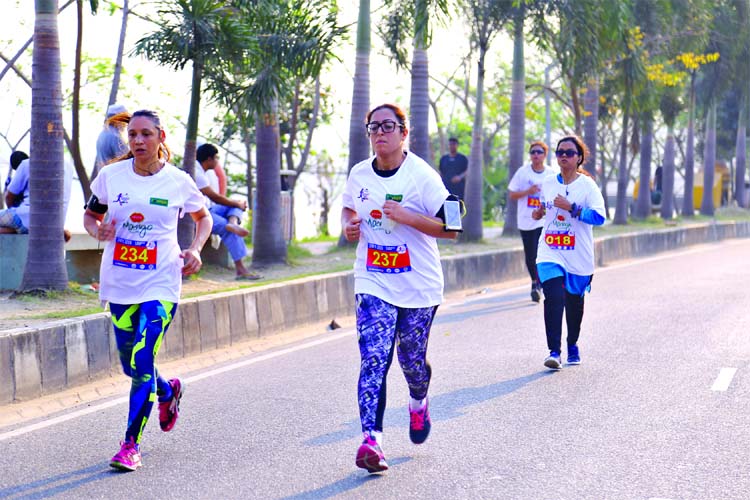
[1,239,749,500]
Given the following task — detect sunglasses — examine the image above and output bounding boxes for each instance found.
[555,149,579,158]
[529,149,545,155]
[366,120,401,134]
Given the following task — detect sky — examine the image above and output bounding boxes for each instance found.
[0,1,511,237]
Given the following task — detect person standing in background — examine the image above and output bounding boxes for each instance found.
[93,103,129,179]
[507,141,555,302]
[438,137,468,200]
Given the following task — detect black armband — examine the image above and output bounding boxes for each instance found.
[85,194,108,215]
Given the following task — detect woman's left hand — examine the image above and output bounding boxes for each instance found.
[553,194,573,212]
[180,248,203,276]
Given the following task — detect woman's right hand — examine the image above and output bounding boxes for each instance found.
[95,219,117,241]
[531,207,545,220]
[345,217,361,242]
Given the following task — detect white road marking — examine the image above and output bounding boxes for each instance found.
[0,329,354,442]
[711,367,738,392]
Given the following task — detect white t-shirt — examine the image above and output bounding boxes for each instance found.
[535,173,606,276]
[342,152,449,308]
[90,159,205,304]
[193,162,213,208]
[7,159,73,229]
[508,163,555,231]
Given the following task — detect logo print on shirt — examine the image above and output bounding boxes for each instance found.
[385,194,403,202]
[370,210,382,220]
[358,188,370,202]
[130,212,145,223]
[114,193,129,206]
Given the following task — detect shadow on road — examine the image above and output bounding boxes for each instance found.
[0,463,114,500]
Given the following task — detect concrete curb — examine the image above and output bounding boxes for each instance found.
[1,220,748,405]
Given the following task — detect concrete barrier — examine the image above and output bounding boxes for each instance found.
[1,220,748,405]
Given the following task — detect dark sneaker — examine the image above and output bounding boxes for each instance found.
[109,438,142,471]
[355,433,388,473]
[159,378,183,432]
[544,351,562,370]
[409,397,431,444]
[567,345,581,365]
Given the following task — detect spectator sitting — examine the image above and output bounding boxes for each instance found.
[194,143,261,280]
[0,152,73,241]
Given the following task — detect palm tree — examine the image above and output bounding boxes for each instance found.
[699,101,717,215]
[20,0,68,292]
[659,88,683,219]
[460,0,514,241]
[501,4,525,236]
[219,0,344,266]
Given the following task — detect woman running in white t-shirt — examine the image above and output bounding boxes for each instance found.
[342,103,460,473]
[532,135,606,370]
[83,109,212,471]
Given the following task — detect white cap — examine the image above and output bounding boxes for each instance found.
[106,103,127,117]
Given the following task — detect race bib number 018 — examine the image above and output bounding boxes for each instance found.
[366,243,411,274]
[113,237,157,270]
[544,231,575,250]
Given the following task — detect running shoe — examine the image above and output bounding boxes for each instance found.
[159,378,183,432]
[409,397,431,444]
[544,351,562,370]
[355,433,388,473]
[567,344,581,365]
[109,438,142,471]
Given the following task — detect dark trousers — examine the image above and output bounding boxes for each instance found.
[541,276,585,353]
[520,228,542,284]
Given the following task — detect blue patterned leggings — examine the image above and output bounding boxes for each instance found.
[356,293,437,433]
[110,300,177,444]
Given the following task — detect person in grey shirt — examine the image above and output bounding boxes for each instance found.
[93,103,129,178]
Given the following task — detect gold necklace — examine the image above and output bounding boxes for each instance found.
[132,158,162,176]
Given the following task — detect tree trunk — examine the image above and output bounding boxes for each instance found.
[409,46,430,163]
[583,77,599,179]
[69,0,91,201]
[177,56,203,250]
[613,106,630,225]
[21,0,68,292]
[253,99,287,266]
[464,47,487,241]
[700,102,716,216]
[339,0,370,247]
[734,97,747,208]
[682,74,696,217]
[502,8,525,237]
[634,114,653,219]
[107,0,128,107]
[660,126,676,219]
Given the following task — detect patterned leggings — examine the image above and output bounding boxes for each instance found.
[110,300,177,444]
[356,293,437,433]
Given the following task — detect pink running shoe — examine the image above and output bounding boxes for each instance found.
[109,438,142,471]
[409,397,431,444]
[355,433,388,473]
[159,378,183,432]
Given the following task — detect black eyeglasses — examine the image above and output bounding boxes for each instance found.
[529,149,545,155]
[555,149,579,158]
[366,120,401,134]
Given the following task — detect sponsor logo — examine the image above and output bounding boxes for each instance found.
[114,193,129,206]
[121,220,155,238]
[370,210,382,219]
[130,212,145,223]
[385,194,403,202]
[357,188,370,202]
[149,197,168,207]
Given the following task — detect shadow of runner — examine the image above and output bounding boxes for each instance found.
[280,456,412,500]
[306,371,551,447]
[0,462,116,500]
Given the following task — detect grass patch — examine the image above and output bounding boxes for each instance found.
[19,307,104,320]
[297,234,338,244]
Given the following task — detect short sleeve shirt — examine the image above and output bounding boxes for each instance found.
[90,159,205,304]
[508,163,555,231]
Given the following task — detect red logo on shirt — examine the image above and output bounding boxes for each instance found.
[557,215,565,221]
[130,212,145,223]
[370,210,382,219]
